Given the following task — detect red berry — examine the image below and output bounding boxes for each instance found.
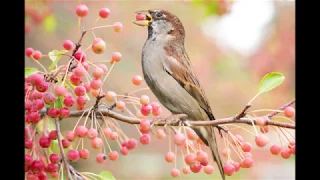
[140,134,151,145]
[43,92,56,105]
[136,13,146,21]
[49,130,58,140]
[241,157,254,168]
[59,107,70,118]
[241,142,252,152]
[141,104,152,116]
[284,106,295,118]
[76,4,88,17]
[30,160,45,174]
[140,120,150,130]
[270,144,282,155]
[67,149,80,162]
[32,50,42,60]
[74,86,86,96]
[79,149,90,159]
[223,164,235,176]
[255,134,269,147]
[38,171,47,180]
[25,139,33,149]
[74,51,86,62]
[120,146,129,155]
[108,151,119,161]
[281,148,292,159]
[25,154,33,165]
[46,163,58,173]
[26,172,37,180]
[39,136,51,148]
[290,145,295,154]
[33,99,44,111]
[28,111,41,124]
[233,162,241,172]
[26,48,34,57]
[174,133,186,146]
[171,168,180,177]
[70,74,83,86]
[74,66,86,77]
[63,40,74,50]
[62,139,71,148]
[36,81,48,92]
[92,38,106,54]
[96,153,107,163]
[49,153,60,164]
[190,162,202,173]
[30,73,44,86]
[64,95,75,107]
[77,96,87,106]
[201,160,209,166]
[48,108,59,118]
[165,152,175,162]
[113,22,123,32]
[127,138,138,150]
[99,8,110,18]
[50,172,59,178]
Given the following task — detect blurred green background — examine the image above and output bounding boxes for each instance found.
[25,0,295,179]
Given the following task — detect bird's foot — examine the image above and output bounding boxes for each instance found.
[151,114,188,134]
[216,125,228,138]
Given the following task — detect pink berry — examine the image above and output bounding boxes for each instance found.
[201,160,209,166]
[241,142,252,152]
[232,134,244,145]
[108,151,119,161]
[171,168,180,177]
[96,153,107,163]
[91,137,103,149]
[281,148,292,159]
[92,67,104,79]
[43,92,56,105]
[90,79,102,90]
[62,139,71,148]
[49,154,60,164]
[76,4,88,17]
[64,95,75,107]
[113,22,123,32]
[25,154,33,165]
[165,152,175,162]
[30,73,44,86]
[243,152,252,158]
[127,138,138,150]
[82,61,89,70]
[48,108,59,118]
[39,136,51,148]
[140,120,150,131]
[255,134,269,147]
[25,139,33,149]
[74,51,86,62]
[26,48,34,57]
[260,126,269,133]
[67,149,80,162]
[255,117,267,126]
[49,130,58,140]
[140,127,150,134]
[46,163,58,173]
[136,13,146,21]
[28,111,41,124]
[140,95,149,105]
[174,133,186,146]
[105,91,116,102]
[98,64,108,74]
[92,38,106,54]
[241,157,254,168]
[132,75,143,86]
[75,126,88,137]
[74,86,86,96]
[87,128,98,139]
[140,134,151,145]
[54,85,67,97]
[70,74,83,86]
[103,128,112,138]
[63,40,74,50]
[33,99,44,111]
[79,149,90,159]
[184,153,197,165]
[50,171,59,178]
[36,81,48,92]
[26,172,37,179]
[84,82,91,92]
[30,160,45,174]
[116,100,126,110]
[190,162,202,173]
[120,146,129,155]
[223,164,235,176]
[99,8,110,18]
[270,144,282,155]
[111,52,122,62]
[288,141,295,148]
[32,50,42,60]
[38,172,48,179]
[233,162,241,172]
[187,129,198,140]
[156,128,167,139]
[110,132,118,140]
[74,66,86,77]
[284,106,295,118]
[182,166,191,174]
[77,96,87,106]
[204,165,214,174]
[59,107,70,118]
[290,145,295,154]
[141,104,152,116]
[196,150,209,162]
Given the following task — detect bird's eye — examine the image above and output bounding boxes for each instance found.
[155,12,163,18]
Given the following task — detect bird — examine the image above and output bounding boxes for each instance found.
[133,9,225,180]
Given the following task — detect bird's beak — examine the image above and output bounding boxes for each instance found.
[133,10,152,27]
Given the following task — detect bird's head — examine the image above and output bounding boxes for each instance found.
[133,9,185,40]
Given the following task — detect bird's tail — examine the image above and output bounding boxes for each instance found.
[205,126,225,180]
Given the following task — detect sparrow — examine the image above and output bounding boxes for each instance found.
[133,9,225,180]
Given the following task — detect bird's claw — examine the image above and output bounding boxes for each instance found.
[217,125,228,138]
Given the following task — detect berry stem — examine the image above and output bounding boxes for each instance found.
[72,108,91,132]
[34,60,48,73]
[273,115,295,124]
[102,62,116,86]
[89,25,113,31]
[168,130,172,152]
[249,109,284,113]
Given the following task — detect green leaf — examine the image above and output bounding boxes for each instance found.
[98,171,116,180]
[48,50,68,71]
[258,72,285,94]
[43,15,57,33]
[25,68,38,78]
[54,98,63,109]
